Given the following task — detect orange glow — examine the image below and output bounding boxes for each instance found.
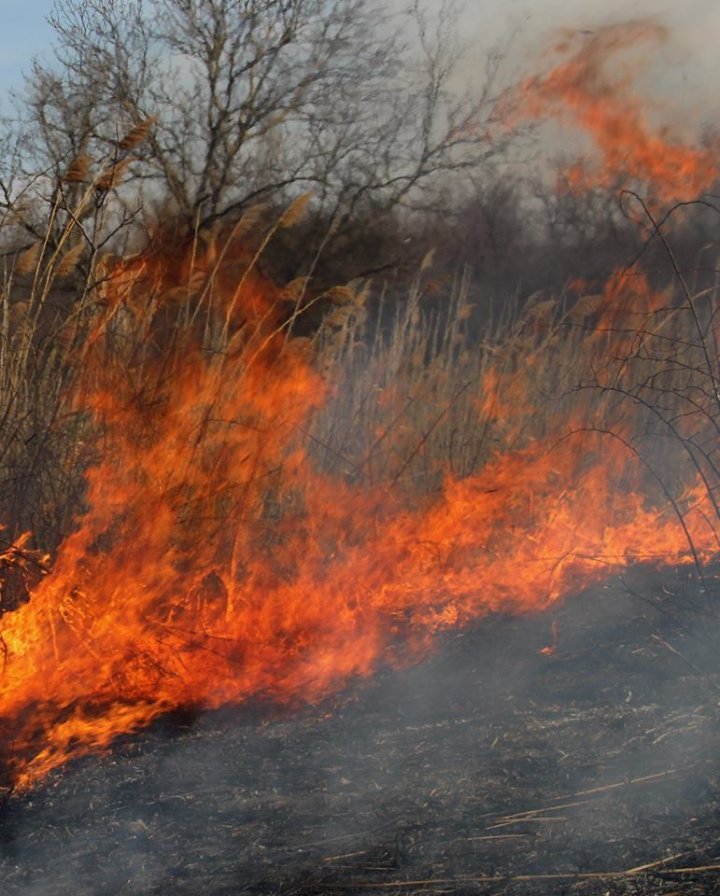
[513,21,718,202]
[0,247,715,791]
[1,26,719,791]
[539,620,560,656]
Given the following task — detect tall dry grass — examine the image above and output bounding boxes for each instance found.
[308,247,720,582]
[0,181,719,614]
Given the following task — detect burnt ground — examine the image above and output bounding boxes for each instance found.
[1,566,720,895]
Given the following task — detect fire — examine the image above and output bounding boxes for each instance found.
[0,23,718,791]
[512,21,718,201]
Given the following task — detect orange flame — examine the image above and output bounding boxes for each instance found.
[513,21,718,201]
[0,247,715,791]
[1,25,719,791]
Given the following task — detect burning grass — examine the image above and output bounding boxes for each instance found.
[0,216,718,793]
[1,568,719,894]
[0,18,717,878]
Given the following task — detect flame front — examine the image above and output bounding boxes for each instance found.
[1,22,719,790]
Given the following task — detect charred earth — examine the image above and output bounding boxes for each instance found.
[1,566,719,895]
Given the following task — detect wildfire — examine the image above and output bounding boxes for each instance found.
[513,20,718,201]
[0,21,718,791]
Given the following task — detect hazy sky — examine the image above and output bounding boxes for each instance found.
[1,0,718,114]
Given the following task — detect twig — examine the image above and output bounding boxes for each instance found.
[478,767,684,829]
[333,860,720,889]
[467,834,526,842]
[651,633,708,679]
[624,852,688,874]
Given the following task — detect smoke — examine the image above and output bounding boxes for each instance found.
[457,0,720,106]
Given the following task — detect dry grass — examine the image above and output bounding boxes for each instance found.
[309,262,718,493]
[0,188,719,588]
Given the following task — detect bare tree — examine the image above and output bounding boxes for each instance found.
[2,0,507,253]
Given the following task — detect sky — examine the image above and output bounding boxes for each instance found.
[0,0,54,93]
[1,0,718,113]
